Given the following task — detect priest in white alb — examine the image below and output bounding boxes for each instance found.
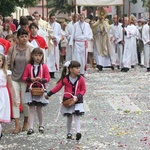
[69,13,93,76]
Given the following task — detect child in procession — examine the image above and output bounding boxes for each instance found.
[0,52,18,140]
[22,48,50,135]
[45,60,86,141]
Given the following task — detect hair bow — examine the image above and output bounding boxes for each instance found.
[64,61,71,67]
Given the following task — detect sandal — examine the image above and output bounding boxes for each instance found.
[39,126,44,133]
[12,127,21,134]
[27,129,34,135]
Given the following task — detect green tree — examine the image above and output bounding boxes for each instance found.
[47,0,74,15]
[0,0,40,16]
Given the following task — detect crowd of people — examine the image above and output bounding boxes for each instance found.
[0,7,150,141]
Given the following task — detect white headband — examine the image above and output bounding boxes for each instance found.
[64,61,71,67]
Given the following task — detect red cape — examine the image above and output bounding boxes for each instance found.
[0,38,11,54]
[30,35,48,49]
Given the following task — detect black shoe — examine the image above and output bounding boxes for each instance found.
[50,72,55,78]
[97,65,103,71]
[111,66,114,70]
[0,133,3,140]
[67,133,72,140]
[147,68,150,72]
[76,133,82,141]
[122,68,129,72]
[117,66,120,70]
[125,68,129,72]
[121,67,129,72]
[39,126,44,133]
[27,129,34,135]
[131,65,134,68]
[121,68,125,72]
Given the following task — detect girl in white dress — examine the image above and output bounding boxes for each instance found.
[0,52,17,139]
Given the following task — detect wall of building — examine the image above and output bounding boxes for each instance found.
[124,0,147,19]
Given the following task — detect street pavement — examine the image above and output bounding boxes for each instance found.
[0,65,150,150]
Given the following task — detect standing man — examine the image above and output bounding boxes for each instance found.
[142,20,150,72]
[92,8,113,71]
[121,17,138,72]
[69,13,93,76]
[47,14,62,78]
[136,19,144,66]
[65,14,79,61]
[32,11,54,65]
[110,15,123,69]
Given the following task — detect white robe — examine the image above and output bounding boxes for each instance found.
[122,25,138,68]
[110,23,123,67]
[69,21,93,74]
[142,23,150,68]
[93,25,111,67]
[65,21,74,61]
[122,27,131,68]
[46,22,62,72]
[128,24,138,66]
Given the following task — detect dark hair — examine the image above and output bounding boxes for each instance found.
[57,60,81,83]
[17,28,28,37]
[32,11,41,17]
[29,48,44,64]
[19,16,28,26]
[29,22,39,30]
[26,15,34,21]
[49,14,55,18]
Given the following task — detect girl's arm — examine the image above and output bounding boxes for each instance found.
[77,77,86,101]
[40,64,50,83]
[45,80,64,99]
[7,74,18,107]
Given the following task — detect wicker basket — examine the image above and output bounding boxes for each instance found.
[62,92,76,107]
[29,81,45,96]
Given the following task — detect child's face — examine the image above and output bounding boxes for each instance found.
[21,25,29,31]
[4,23,10,30]
[0,55,3,68]
[7,38,16,46]
[32,53,43,64]
[70,67,80,75]
[30,26,38,36]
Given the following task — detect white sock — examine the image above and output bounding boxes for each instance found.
[28,106,36,129]
[67,115,73,134]
[36,106,43,126]
[74,115,81,133]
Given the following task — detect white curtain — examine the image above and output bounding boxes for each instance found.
[68,0,123,6]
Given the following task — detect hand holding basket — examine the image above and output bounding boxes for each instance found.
[62,92,78,107]
[29,81,45,96]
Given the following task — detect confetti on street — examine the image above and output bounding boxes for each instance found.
[0,66,150,150]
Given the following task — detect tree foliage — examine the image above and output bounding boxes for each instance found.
[0,0,40,16]
[47,0,74,15]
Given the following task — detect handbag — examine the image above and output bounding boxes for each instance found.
[29,81,45,96]
[62,81,78,107]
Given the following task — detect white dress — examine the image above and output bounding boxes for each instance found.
[0,69,11,122]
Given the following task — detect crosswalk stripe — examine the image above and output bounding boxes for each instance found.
[107,96,142,112]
